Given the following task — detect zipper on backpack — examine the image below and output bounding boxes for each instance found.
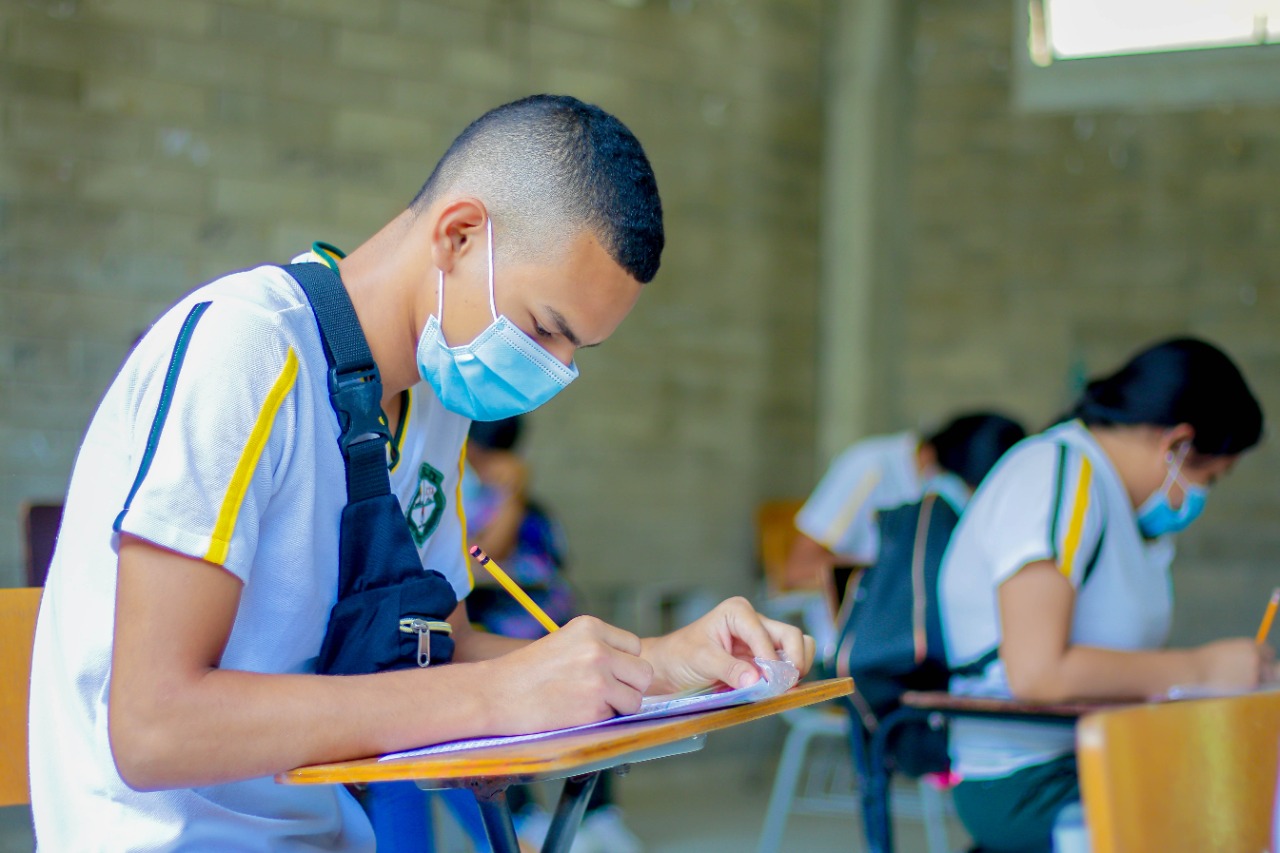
[399,618,452,667]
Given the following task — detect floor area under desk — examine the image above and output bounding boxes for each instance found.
[477,715,971,853]
[597,743,970,853]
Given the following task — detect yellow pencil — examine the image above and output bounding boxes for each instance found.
[469,545,560,635]
[1255,587,1280,645]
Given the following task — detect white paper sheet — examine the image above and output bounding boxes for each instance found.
[379,657,800,761]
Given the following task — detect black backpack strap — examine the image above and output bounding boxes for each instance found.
[281,262,392,503]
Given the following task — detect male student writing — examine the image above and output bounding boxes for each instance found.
[28,95,814,851]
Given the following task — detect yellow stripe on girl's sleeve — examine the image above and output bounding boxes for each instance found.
[205,348,299,565]
[1058,456,1094,582]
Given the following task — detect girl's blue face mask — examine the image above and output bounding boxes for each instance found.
[1136,444,1208,538]
[416,219,578,421]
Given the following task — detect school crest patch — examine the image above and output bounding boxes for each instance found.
[406,461,446,546]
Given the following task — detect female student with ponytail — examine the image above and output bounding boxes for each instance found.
[938,337,1275,853]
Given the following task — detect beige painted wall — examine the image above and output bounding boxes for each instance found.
[0,1,824,602]
[895,0,1280,644]
[4,0,1277,645]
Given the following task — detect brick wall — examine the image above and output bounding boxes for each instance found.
[0,1,823,599]
[899,1,1280,643]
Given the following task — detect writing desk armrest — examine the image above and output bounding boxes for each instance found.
[900,690,1130,720]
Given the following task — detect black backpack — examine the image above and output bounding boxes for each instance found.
[283,261,459,676]
[834,490,959,776]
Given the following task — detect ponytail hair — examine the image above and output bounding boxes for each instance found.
[1068,337,1264,457]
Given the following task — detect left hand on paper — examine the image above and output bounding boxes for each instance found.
[638,596,815,696]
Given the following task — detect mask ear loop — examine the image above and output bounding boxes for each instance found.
[434,217,496,326]
[1162,442,1195,498]
[485,217,498,321]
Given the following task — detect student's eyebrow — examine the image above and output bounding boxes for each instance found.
[546,307,600,348]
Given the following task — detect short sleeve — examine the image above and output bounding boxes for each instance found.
[978,442,1105,590]
[114,300,299,584]
[795,444,884,562]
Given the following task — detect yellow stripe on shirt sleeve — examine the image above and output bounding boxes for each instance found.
[1058,456,1094,582]
[818,470,882,551]
[205,347,299,565]
[455,438,473,590]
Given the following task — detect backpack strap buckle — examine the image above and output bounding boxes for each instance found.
[328,366,391,459]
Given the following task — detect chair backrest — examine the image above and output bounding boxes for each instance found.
[22,502,64,587]
[0,587,42,807]
[1077,690,1280,853]
[755,498,805,593]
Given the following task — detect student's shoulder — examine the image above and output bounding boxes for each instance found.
[985,430,1076,483]
[176,264,322,361]
[829,431,911,471]
[191,263,314,331]
[121,265,323,409]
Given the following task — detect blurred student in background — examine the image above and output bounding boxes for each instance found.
[464,417,574,638]
[785,413,1026,659]
[465,416,642,853]
[786,412,1027,591]
[940,337,1275,853]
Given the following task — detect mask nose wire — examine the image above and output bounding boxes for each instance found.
[485,217,497,321]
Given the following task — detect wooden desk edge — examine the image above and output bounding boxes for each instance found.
[278,678,852,786]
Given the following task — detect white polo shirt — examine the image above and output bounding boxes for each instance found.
[28,256,472,851]
[939,420,1174,780]
[795,432,923,565]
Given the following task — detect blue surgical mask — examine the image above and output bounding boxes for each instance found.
[416,219,578,421]
[1136,444,1208,538]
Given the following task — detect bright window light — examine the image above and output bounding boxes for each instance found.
[1034,0,1280,63]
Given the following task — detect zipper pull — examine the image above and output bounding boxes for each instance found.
[399,618,453,668]
[399,617,432,667]
[414,620,431,667]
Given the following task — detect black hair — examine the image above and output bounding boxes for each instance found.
[412,94,664,283]
[468,415,523,452]
[1067,337,1264,457]
[926,413,1028,489]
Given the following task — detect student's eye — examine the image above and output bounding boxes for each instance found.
[532,320,553,339]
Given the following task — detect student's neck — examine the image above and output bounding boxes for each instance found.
[915,442,938,479]
[337,209,429,407]
[1088,426,1151,509]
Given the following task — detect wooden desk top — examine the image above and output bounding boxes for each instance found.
[901,690,1132,719]
[278,677,852,787]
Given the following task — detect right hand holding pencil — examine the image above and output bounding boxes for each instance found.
[478,615,654,734]
[1191,638,1277,690]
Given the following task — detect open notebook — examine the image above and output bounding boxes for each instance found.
[380,657,800,761]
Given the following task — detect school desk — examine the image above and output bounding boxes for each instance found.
[853,691,1133,853]
[279,677,852,853]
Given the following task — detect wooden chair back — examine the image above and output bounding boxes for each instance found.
[21,502,64,587]
[755,498,805,593]
[0,587,42,806]
[1077,690,1280,853]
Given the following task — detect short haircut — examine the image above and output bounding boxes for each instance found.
[926,413,1028,489]
[1068,337,1264,457]
[412,95,665,283]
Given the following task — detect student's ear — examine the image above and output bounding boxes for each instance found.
[1159,423,1196,459]
[429,198,489,275]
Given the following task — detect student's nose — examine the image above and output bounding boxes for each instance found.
[544,339,576,367]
